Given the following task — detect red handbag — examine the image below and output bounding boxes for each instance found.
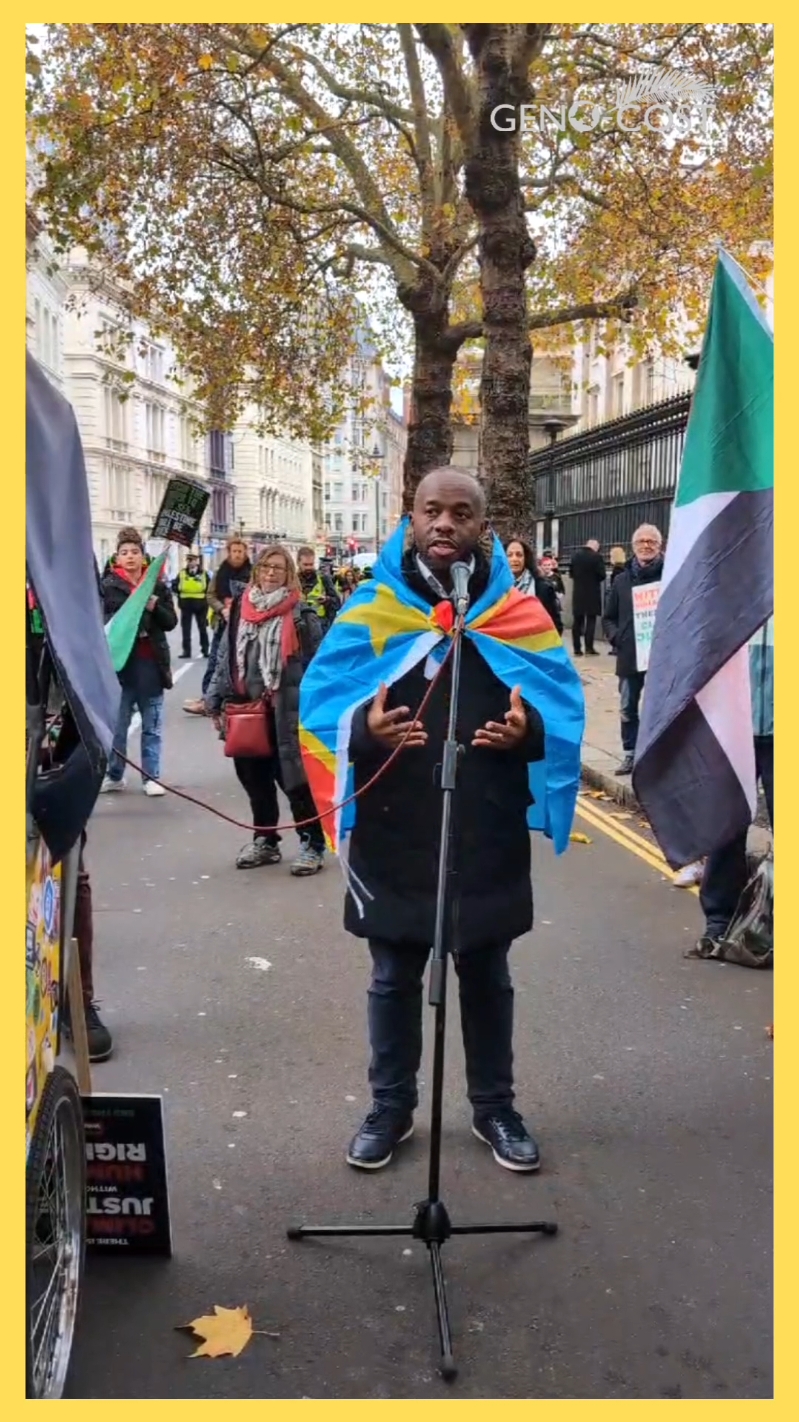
[223,696,273,759]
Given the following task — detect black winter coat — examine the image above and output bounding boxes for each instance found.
[344,550,545,950]
[568,547,606,616]
[205,594,322,794]
[602,557,664,679]
[533,576,563,635]
[101,568,177,692]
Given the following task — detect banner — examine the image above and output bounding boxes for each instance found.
[632,581,661,672]
[104,552,168,672]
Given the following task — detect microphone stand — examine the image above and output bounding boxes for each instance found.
[288,585,558,1382]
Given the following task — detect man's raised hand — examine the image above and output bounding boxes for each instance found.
[472,684,528,750]
[367,682,428,751]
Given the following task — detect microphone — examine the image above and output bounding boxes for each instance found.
[450,561,471,616]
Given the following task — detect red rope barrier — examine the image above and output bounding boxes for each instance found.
[116,624,461,837]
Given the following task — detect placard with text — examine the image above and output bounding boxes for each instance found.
[82,1093,172,1255]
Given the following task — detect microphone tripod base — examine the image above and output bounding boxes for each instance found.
[287,1199,557,1381]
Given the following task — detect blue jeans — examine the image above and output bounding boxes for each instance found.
[367,940,514,1114]
[619,672,646,754]
[107,687,164,783]
[202,622,224,696]
[700,736,774,939]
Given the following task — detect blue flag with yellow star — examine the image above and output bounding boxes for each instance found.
[299,520,585,858]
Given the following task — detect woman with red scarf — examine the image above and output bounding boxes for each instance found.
[100,526,177,795]
[205,544,326,873]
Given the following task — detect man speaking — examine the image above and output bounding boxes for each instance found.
[300,469,584,1174]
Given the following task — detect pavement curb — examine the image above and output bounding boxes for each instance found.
[580,760,772,861]
[580,761,639,809]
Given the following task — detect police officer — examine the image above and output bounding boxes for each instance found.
[173,551,210,659]
[296,546,341,634]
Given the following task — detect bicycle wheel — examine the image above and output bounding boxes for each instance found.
[26,1065,86,1399]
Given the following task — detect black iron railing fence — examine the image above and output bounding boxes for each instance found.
[528,392,691,562]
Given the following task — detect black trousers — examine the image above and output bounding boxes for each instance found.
[366,939,514,1114]
[700,736,774,939]
[180,602,209,655]
[233,754,325,851]
[572,612,597,653]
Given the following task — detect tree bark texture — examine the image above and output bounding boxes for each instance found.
[464,26,539,540]
[399,275,458,511]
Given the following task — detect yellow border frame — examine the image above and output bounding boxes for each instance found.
[6,8,785,1414]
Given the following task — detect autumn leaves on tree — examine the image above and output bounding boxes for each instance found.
[29,23,772,531]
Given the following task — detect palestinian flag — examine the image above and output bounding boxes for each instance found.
[632,249,773,869]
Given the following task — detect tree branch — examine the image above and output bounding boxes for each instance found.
[397,22,436,221]
[222,34,427,288]
[443,290,639,347]
[415,24,475,151]
[284,42,415,124]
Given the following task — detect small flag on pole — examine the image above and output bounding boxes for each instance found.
[632,249,773,869]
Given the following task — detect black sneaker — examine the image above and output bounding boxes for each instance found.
[62,1001,114,1063]
[615,754,635,777]
[179,652,192,659]
[472,1108,540,1172]
[346,1105,414,1170]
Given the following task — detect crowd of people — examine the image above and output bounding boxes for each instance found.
[69,485,772,1132]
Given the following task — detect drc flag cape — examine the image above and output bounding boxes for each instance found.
[299,522,585,858]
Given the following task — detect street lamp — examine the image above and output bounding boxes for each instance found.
[368,440,385,558]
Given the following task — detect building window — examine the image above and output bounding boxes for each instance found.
[36,304,60,374]
[143,342,164,384]
[324,482,331,501]
[334,513,343,533]
[107,463,131,520]
[333,481,343,500]
[587,385,599,425]
[145,402,165,455]
[611,371,625,419]
[208,430,232,479]
[645,358,656,404]
[324,512,331,530]
[104,386,127,447]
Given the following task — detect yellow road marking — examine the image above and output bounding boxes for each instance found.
[575,798,700,897]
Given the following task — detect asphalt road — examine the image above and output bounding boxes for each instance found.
[65,650,773,1400]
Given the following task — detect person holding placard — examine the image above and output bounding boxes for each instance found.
[602,524,664,776]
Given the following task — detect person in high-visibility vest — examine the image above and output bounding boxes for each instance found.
[296,546,341,633]
[172,551,210,659]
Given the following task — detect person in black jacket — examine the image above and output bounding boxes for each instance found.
[504,535,564,634]
[100,526,177,796]
[568,539,606,655]
[344,468,546,1174]
[602,523,664,776]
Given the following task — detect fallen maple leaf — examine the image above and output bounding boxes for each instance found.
[570,832,592,844]
[178,1304,278,1358]
[766,1023,774,1039]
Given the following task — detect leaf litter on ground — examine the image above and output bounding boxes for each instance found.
[177,1304,279,1358]
[570,832,592,844]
